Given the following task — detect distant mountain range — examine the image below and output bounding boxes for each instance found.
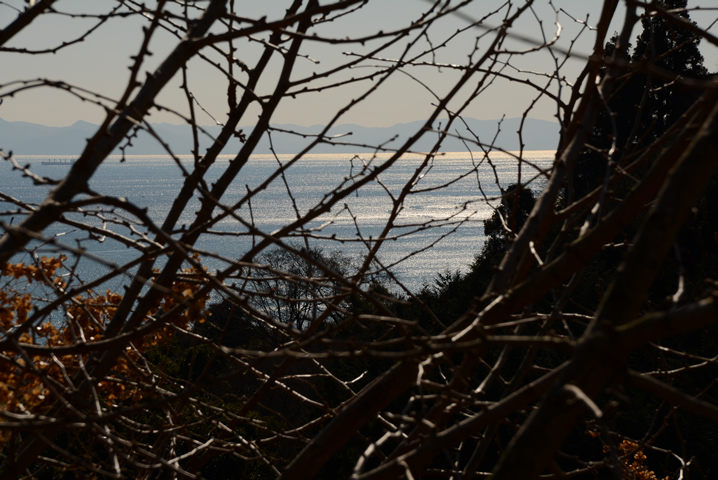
[0,117,559,155]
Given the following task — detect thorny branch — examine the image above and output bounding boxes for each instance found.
[1,1,718,479]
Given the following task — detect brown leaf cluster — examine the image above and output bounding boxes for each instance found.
[0,256,209,447]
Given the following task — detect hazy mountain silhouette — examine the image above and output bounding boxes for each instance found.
[0,117,559,155]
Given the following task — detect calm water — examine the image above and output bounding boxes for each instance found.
[1,151,555,292]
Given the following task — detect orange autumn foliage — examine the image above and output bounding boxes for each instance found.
[0,255,209,446]
[617,440,670,480]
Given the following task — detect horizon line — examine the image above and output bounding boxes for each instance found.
[0,115,559,130]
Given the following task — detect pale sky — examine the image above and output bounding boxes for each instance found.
[1,1,717,128]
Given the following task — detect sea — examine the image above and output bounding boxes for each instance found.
[1,151,555,294]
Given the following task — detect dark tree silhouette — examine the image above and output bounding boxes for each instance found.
[1,2,718,479]
[571,0,709,201]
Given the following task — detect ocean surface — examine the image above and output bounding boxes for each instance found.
[1,151,555,293]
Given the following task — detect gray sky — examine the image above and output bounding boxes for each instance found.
[2,1,717,128]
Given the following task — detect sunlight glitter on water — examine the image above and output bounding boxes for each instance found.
[3,151,556,291]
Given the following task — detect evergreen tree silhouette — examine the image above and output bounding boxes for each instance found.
[571,0,708,201]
